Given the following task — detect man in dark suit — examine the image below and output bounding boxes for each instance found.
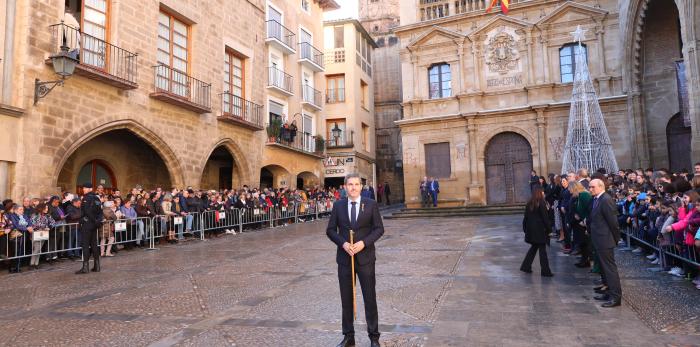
[428,177,440,207]
[588,178,622,307]
[327,173,385,347]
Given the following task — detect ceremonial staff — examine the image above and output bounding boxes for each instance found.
[350,229,356,320]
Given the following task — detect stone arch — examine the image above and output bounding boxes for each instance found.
[52,119,185,189]
[296,171,319,189]
[260,164,292,189]
[198,138,253,188]
[478,125,537,162]
[482,131,534,205]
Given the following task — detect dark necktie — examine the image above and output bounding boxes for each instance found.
[351,201,357,227]
[593,197,600,211]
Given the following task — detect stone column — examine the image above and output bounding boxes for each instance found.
[0,161,8,199]
[526,30,534,85]
[595,24,607,76]
[466,117,482,204]
[457,43,466,94]
[2,0,17,104]
[534,108,549,175]
[540,36,550,84]
[471,42,480,91]
[411,55,420,99]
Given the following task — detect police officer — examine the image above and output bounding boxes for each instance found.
[76,183,103,274]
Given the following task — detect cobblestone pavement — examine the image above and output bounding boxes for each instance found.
[0,215,697,346]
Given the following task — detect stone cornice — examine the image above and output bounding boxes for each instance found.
[0,103,24,117]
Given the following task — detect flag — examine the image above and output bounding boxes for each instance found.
[486,0,510,14]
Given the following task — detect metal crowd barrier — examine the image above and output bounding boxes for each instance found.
[1,199,339,263]
[621,225,700,268]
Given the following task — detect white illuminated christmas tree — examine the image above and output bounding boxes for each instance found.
[561,26,619,174]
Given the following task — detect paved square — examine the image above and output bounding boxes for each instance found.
[0,215,697,346]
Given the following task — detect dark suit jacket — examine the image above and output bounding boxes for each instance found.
[522,203,551,245]
[326,198,384,266]
[588,192,620,250]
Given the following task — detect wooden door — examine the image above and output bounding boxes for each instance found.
[667,113,691,172]
[485,132,532,205]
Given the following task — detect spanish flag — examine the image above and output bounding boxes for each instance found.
[486,0,510,14]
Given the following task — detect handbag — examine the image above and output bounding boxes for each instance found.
[32,229,50,241]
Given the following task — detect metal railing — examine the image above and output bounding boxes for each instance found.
[153,64,212,109]
[266,20,296,50]
[324,48,345,65]
[299,42,324,69]
[419,0,530,21]
[620,225,699,269]
[50,22,138,84]
[1,201,337,264]
[221,92,263,126]
[326,88,345,103]
[302,84,322,108]
[268,66,293,94]
[268,130,319,154]
[327,130,354,148]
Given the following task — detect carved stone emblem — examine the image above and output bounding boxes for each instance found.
[485,29,519,75]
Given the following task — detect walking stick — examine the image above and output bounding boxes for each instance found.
[350,229,356,321]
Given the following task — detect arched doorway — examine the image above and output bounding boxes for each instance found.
[296,171,319,189]
[77,160,117,194]
[667,113,691,172]
[201,146,236,190]
[259,165,291,189]
[485,132,532,205]
[57,129,173,193]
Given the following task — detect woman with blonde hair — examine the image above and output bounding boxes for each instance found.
[161,194,176,243]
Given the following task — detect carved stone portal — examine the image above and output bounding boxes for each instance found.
[485,29,520,75]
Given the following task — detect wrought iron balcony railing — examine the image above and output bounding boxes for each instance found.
[326,88,345,103]
[301,84,322,109]
[266,20,296,53]
[267,66,294,95]
[298,42,324,70]
[49,22,138,89]
[419,0,530,21]
[327,130,354,149]
[151,64,211,113]
[220,92,263,130]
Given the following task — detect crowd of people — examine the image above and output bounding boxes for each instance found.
[520,164,700,295]
[0,183,367,273]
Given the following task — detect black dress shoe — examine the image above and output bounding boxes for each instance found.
[370,339,380,347]
[520,268,532,273]
[335,335,355,347]
[594,294,610,301]
[601,300,621,308]
[594,287,608,294]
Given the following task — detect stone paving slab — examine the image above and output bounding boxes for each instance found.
[0,215,697,346]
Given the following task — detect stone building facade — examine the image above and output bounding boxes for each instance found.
[395,0,700,207]
[322,19,377,189]
[359,0,405,202]
[0,0,336,199]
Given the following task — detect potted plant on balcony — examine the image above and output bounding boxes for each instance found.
[267,118,282,143]
[315,134,325,154]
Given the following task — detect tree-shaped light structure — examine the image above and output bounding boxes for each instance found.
[561,25,619,174]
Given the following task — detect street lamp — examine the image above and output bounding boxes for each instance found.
[331,122,342,146]
[34,44,79,105]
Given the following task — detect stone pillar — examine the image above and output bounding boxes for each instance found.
[534,108,549,175]
[526,30,534,85]
[411,55,419,99]
[0,161,8,199]
[2,0,17,104]
[466,117,482,204]
[540,37,550,84]
[627,92,650,167]
[457,43,466,94]
[595,24,607,76]
[471,42,480,91]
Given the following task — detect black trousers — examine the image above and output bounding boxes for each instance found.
[596,247,622,301]
[338,261,379,339]
[520,243,552,274]
[80,225,99,261]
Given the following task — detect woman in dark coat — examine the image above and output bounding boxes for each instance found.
[520,187,553,277]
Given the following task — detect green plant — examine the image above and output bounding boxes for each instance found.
[268,118,282,139]
[315,134,325,152]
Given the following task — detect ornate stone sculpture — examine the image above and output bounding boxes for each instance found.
[485,28,519,75]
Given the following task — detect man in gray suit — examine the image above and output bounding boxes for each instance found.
[588,179,622,307]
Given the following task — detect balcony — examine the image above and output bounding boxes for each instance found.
[326,88,345,104]
[419,0,530,21]
[267,66,294,96]
[298,42,324,72]
[219,92,264,131]
[324,48,345,65]
[327,130,354,149]
[301,84,322,111]
[48,22,137,89]
[150,64,211,114]
[266,131,323,158]
[266,20,296,55]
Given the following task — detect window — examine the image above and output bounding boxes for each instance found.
[334,26,344,48]
[77,159,117,194]
[326,119,347,146]
[157,10,190,96]
[360,80,369,108]
[559,43,587,83]
[327,75,345,103]
[301,0,310,13]
[425,142,451,178]
[362,123,370,151]
[224,50,245,115]
[428,63,451,99]
[269,100,284,125]
[80,0,109,69]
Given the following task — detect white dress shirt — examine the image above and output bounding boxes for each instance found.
[348,196,361,222]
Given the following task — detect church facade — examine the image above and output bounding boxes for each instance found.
[394,0,700,207]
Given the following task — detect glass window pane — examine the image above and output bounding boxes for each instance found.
[561,74,573,83]
[443,88,451,98]
[95,164,113,187]
[86,0,107,12]
[158,24,170,40]
[84,8,106,27]
[173,32,187,47]
[159,12,170,26]
[157,38,169,52]
[561,65,572,74]
[560,55,571,65]
[173,20,187,35]
[77,163,93,186]
[156,50,169,65]
[441,80,450,90]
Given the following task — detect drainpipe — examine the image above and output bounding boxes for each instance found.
[2,0,16,105]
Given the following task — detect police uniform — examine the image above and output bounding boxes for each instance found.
[76,184,102,274]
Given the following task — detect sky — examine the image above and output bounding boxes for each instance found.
[323,0,359,20]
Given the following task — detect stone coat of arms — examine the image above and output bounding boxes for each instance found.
[485,29,519,75]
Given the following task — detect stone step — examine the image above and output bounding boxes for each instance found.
[385,209,523,219]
